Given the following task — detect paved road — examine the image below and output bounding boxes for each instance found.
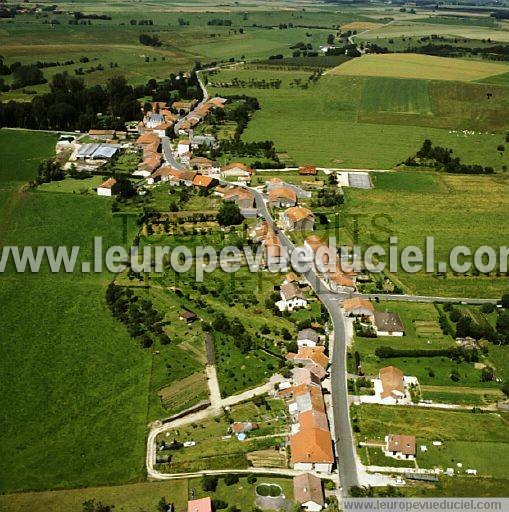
[161,136,185,170]
[245,186,360,494]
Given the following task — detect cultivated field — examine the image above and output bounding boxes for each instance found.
[328,53,509,82]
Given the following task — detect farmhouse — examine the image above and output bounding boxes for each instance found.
[190,157,220,174]
[97,177,117,197]
[297,328,320,348]
[223,187,255,209]
[277,282,307,312]
[342,298,374,318]
[268,186,297,208]
[187,497,212,512]
[374,311,405,336]
[290,427,334,474]
[208,96,227,108]
[299,165,317,176]
[293,473,325,512]
[264,230,284,268]
[384,434,416,460]
[281,206,315,232]
[75,143,120,160]
[153,122,173,137]
[136,133,161,151]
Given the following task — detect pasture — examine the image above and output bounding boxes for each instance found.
[0,131,150,492]
[328,53,509,82]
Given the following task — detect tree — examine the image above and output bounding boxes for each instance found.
[216,201,243,226]
[224,473,239,486]
[82,500,114,512]
[247,474,257,484]
[501,293,509,309]
[201,475,219,491]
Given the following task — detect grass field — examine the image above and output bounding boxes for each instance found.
[352,405,509,479]
[208,68,509,169]
[343,171,509,297]
[0,475,293,512]
[0,131,150,492]
[328,53,509,82]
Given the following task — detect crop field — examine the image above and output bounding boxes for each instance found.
[209,68,509,169]
[357,21,509,42]
[352,405,509,479]
[328,54,509,82]
[0,131,150,492]
[343,171,509,297]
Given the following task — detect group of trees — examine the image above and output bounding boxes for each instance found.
[147,66,203,103]
[139,33,162,47]
[105,283,170,348]
[210,312,256,353]
[217,201,244,226]
[375,345,480,363]
[405,139,495,174]
[36,158,65,184]
[0,73,142,131]
[312,188,344,208]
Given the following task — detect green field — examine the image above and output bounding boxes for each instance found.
[343,171,509,297]
[0,130,149,492]
[209,68,509,169]
[0,475,293,512]
[329,53,509,82]
[352,405,509,479]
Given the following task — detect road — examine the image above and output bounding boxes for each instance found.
[161,136,185,170]
[355,292,499,305]
[245,186,360,493]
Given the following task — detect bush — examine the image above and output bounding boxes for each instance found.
[212,499,228,510]
[224,473,239,486]
[247,474,257,484]
[202,475,219,492]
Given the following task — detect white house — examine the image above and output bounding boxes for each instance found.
[177,139,191,156]
[97,177,117,197]
[276,282,307,312]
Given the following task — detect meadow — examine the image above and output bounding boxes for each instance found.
[0,130,150,492]
[328,53,509,82]
[208,68,509,169]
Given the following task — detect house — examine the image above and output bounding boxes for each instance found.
[384,434,416,460]
[292,367,321,387]
[325,272,356,293]
[231,422,259,434]
[177,139,191,156]
[293,473,325,512]
[375,366,407,404]
[305,363,327,381]
[299,165,317,176]
[172,99,198,113]
[88,129,115,140]
[153,122,173,137]
[144,112,165,129]
[374,311,405,336]
[303,235,338,272]
[288,346,329,370]
[192,175,218,189]
[281,207,314,232]
[290,427,334,474]
[190,157,220,175]
[221,162,253,181]
[136,133,160,151]
[208,96,227,108]
[187,497,212,512]
[297,328,319,348]
[223,187,254,209]
[97,177,117,197]
[277,282,307,312]
[190,133,216,149]
[179,310,197,323]
[342,298,374,318]
[264,230,285,268]
[268,186,297,208]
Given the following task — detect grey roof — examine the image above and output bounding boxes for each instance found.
[298,328,319,343]
[374,311,405,333]
[76,143,119,159]
[191,134,216,146]
[148,113,164,124]
[281,282,304,301]
[348,172,371,189]
[295,392,312,413]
